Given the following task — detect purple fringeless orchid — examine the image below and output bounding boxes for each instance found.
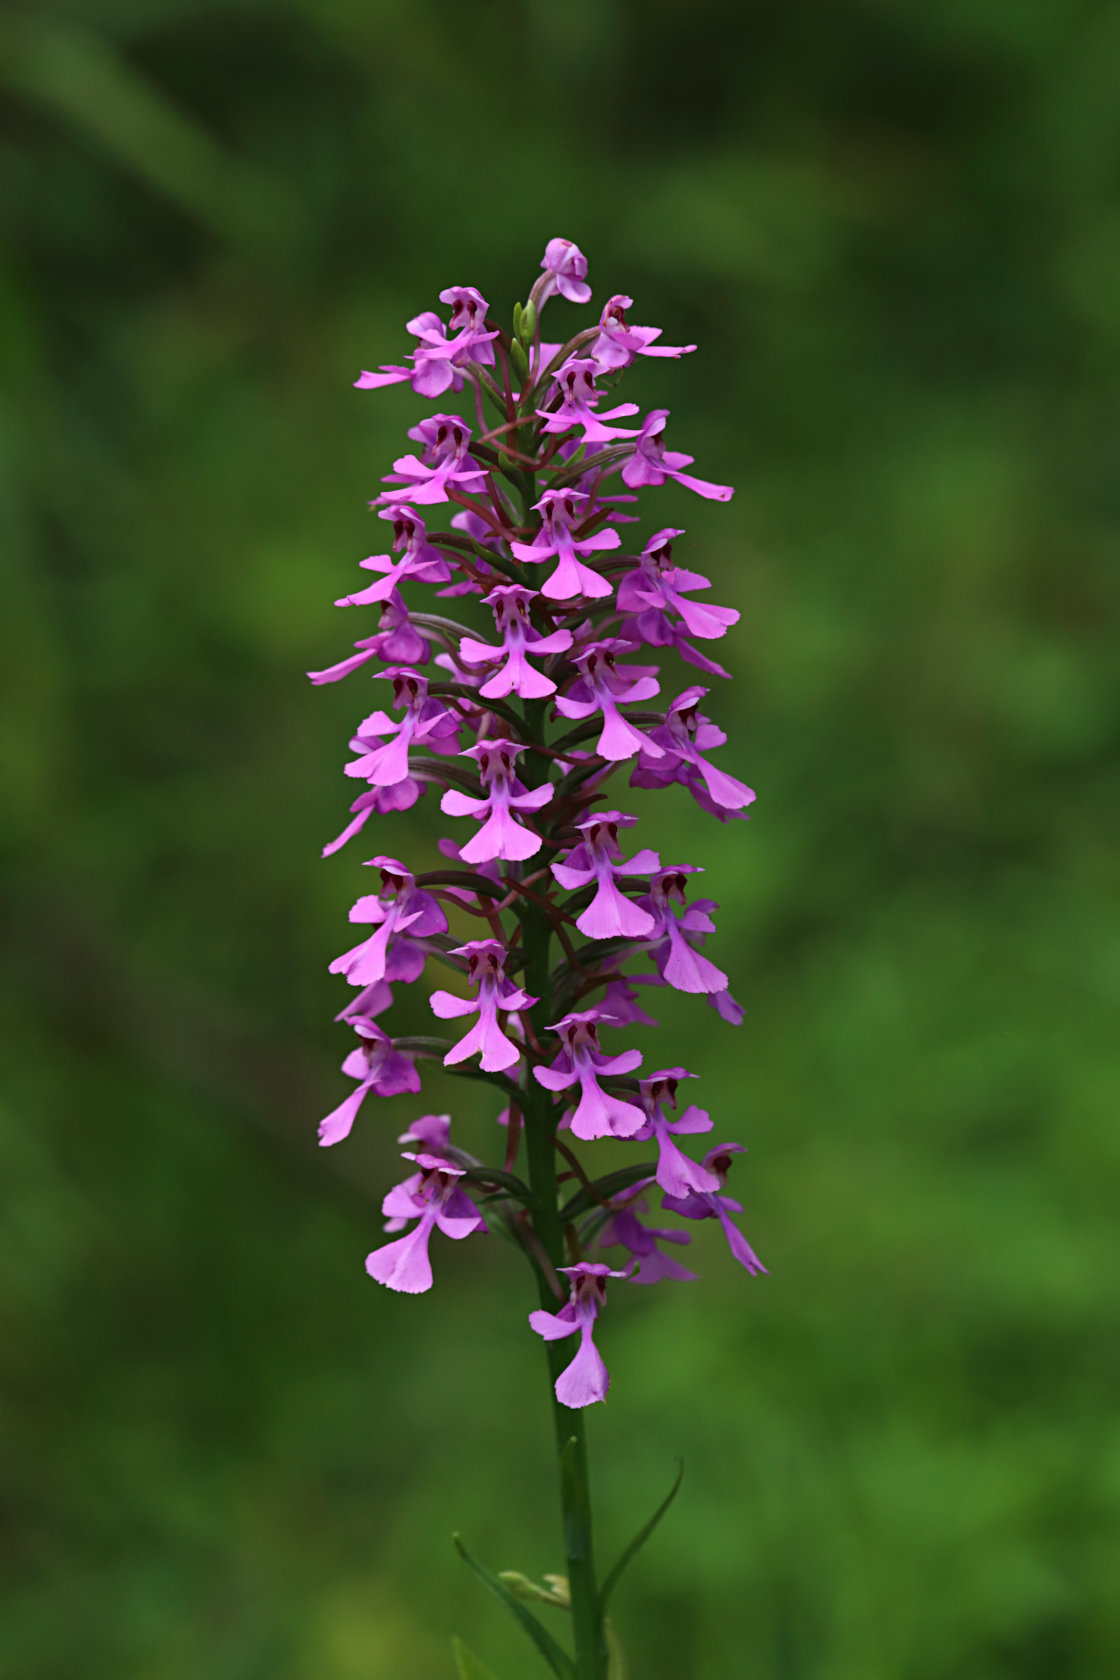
[510,489,621,602]
[551,813,659,941]
[355,286,498,399]
[440,738,553,864]
[529,1263,629,1408]
[309,237,770,1680]
[458,584,573,699]
[366,1150,487,1294]
[532,1009,645,1141]
[430,939,536,1074]
[589,295,698,372]
[329,856,448,988]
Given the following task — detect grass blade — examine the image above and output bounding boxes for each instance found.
[452,1635,502,1680]
[454,1534,576,1680]
[599,1461,684,1614]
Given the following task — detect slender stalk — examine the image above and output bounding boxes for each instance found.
[519,698,607,1680]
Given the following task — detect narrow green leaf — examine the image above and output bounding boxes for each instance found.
[444,1066,522,1101]
[391,1035,454,1057]
[428,683,524,734]
[454,1535,577,1680]
[416,868,508,899]
[452,1635,502,1680]
[599,1461,684,1614]
[558,1164,657,1224]
[458,1164,535,1204]
[605,1620,629,1680]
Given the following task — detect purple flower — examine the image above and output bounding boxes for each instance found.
[334,509,453,607]
[379,415,488,507]
[621,410,734,502]
[600,1201,697,1284]
[631,687,755,815]
[311,588,433,682]
[344,669,461,790]
[318,1021,421,1147]
[661,1144,767,1275]
[709,987,744,1026]
[437,509,502,597]
[590,296,697,372]
[458,585,573,699]
[430,939,537,1073]
[316,243,759,1399]
[330,856,448,989]
[510,489,621,602]
[632,1068,719,1197]
[396,1113,452,1156]
[533,1009,644,1140]
[616,527,739,647]
[336,978,394,1024]
[440,737,553,864]
[537,237,592,306]
[639,866,729,995]
[355,287,498,399]
[366,1152,487,1294]
[599,975,661,1028]
[554,643,664,763]
[321,778,425,859]
[528,1262,628,1408]
[551,812,659,941]
[536,359,639,448]
[365,589,432,666]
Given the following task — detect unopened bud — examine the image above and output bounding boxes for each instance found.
[510,339,530,383]
[496,1570,570,1607]
[519,300,537,344]
[542,1573,571,1608]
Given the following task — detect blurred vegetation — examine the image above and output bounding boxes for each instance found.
[2,2,1119,1676]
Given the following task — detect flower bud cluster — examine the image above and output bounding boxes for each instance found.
[310,239,765,1408]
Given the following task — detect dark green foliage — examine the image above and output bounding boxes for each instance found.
[1,2,1118,1677]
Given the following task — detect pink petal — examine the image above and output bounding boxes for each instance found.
[529,1307,580,1342]
[654,1129,721,1198]
[554,1327,610,1408]
[576,877,655,941]
[318,1081,370,1148]
[365,1218,435,1293]
[430,990,477,1020]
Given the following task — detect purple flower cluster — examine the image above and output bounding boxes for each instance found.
[311,239,764,1410]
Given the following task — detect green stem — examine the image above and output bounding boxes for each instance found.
[518,699,607,1680]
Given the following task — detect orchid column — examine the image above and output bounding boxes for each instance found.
[310,240,764,1680]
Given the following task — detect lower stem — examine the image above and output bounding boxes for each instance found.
[519,889,607,1680]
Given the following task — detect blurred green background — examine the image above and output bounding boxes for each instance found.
[2,2,1119,1676]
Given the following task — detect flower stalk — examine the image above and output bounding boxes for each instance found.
[310,238,765,1678]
